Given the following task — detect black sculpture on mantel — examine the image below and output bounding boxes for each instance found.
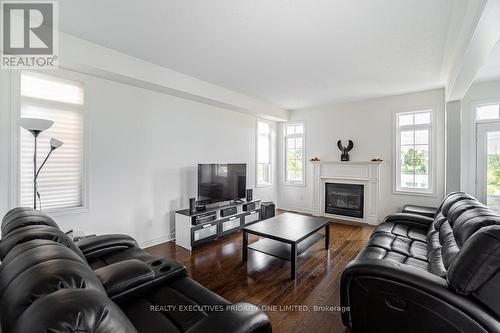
[337,140,354,161]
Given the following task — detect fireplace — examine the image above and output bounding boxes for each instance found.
[325,183,364,218]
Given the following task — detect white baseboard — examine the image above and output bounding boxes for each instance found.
[139,233,175,248]
[279,206,381,226]
[277,206,313,215]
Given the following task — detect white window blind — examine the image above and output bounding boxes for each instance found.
[20,72,84,211]
[256,120,272,186]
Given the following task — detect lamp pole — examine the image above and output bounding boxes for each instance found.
[20,118,62,210]
[32,130,40,209]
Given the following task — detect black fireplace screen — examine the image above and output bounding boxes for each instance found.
[325,183,364,218]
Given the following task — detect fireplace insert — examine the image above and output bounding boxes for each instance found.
[325,183,364,218]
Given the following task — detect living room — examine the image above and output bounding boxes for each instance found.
[1,1,500,332]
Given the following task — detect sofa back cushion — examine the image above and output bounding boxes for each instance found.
[426,193,473,275]
[0,224,86,261]
[1,207,59,237]
[437,192,475,217]
[447,225,500,294]
[428,192,500,296]
[0,240,98,330]
[0,207,88,262]
[12,289,139,333]
[0,240,92,296]
[426,192,500,280]
[0,239,137,333]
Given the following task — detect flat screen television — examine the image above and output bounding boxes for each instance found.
[197,163,246,205]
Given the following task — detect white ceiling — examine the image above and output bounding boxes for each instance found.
[60,0,467,109]
[475,40,500,83]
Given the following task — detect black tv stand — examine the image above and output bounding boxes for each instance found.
[175,199,262,251]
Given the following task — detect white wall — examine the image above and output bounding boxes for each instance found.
[0,72,11,219]
[0,69,278,246]
[460,78,500,196]
[278,89,446,219]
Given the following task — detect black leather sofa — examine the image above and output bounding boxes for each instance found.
[0,207,271,333]
[341,192,500,333]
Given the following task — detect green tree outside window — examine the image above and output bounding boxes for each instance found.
[402,148,428,174]
[488,155,500,195]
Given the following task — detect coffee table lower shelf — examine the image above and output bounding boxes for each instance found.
[247,232,325,261]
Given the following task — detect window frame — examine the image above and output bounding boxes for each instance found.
[255,119,273,188]
[11,70,89,216]
[470,100,500,198]
[393,109,435,196]
[282,121,306,186]
[474,101,500,123]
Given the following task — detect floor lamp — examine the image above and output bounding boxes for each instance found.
[20,118,64,210]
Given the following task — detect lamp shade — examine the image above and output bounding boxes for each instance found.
[50,138,64,149]
[20,118,54,133]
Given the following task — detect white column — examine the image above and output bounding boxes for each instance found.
[312,163,321,216]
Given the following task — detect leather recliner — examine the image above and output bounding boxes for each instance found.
[0,207,160,270]
[0,207,272,333]
[341,192,500,333]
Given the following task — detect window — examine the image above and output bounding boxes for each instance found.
[216,164,228,177]
[395,110,433,193]
[19,72,85,212]
[284,122,305,185]
[476,103,500,121]
[256,120,272,186]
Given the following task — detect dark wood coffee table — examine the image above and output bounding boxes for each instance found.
[242,212,330,280]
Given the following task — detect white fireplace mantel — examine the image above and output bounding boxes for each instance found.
[311,161,383,225]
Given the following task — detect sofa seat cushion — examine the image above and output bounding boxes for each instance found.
[356,245,429,271]
[357,221,431,272]
[121,277,230,332]
[363,231,427,259]
[373,221,428,243]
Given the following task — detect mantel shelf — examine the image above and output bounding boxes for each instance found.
[310,160,383,165]
[319,176,380,181]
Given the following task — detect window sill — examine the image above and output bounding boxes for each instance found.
[283,182,306,187]
[393,189,436,198]
[256,183,273,188]
[43,206,88,217]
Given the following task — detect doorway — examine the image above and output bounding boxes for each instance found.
[477,122,500,211]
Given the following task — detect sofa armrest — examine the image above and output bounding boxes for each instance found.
[110,260,188,303]
[384,213,434,228]
[402,204,437,218]
[94,259,154,297]
[76,234,138,259]
[341,259,500,333]
[185,302,271,333]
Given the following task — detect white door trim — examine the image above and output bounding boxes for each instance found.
[476,121,500,204]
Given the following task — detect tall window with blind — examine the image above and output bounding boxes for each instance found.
[283,122,305,185]
[20,72,85,211]
[256,120,272,186]
[395,110,433,193]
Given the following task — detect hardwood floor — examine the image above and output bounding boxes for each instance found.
[145,216,373,333]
